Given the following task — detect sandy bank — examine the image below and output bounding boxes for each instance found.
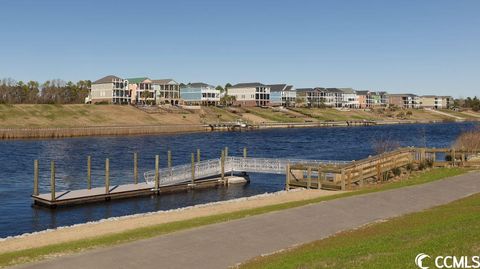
[0,189,342,253]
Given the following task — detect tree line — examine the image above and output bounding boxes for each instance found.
[0,78,91,104]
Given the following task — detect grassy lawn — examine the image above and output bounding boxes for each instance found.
[0,168,468,268]
[244,107,305,123]
[241,184,480,269]
[291,108,382,121]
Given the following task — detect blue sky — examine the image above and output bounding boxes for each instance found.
[0,0,479,97]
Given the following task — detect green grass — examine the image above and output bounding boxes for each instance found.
[240,181,480,269]
[0,168,468,268]
[244,107,305,123]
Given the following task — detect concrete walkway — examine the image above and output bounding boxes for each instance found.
[16,172,480,269]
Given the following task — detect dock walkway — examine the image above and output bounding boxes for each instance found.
[19,171,480,269]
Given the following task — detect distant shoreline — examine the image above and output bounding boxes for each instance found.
[0,119,474,140]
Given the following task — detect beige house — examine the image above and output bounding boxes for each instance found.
[227,83,270,107]
[152,79,181,105]
[128,77,154,105]
[89,75,130,104]
[419,95,453,109]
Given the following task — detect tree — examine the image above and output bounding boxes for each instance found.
[216,85,224,93]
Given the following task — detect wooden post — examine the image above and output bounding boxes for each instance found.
[133,152,138,184]
[197,149,201,163]
[347,169,352,190]
[307,167,312,189]
[87,156,91,189]
[451,148,456,167]
[243,147,247,158]
[224,147,228,158]
[286,163,291,191]
[191,153,195,185]
[155,155,159,191]
[33,160,39,196]
[317,166,322,190]
[376,162,382,182]
[461,147,465,166]
[50,160,55,201]
[359,166,364,187]
[221,150,225,183]
[340,169,346,191]
[105,158,110,194]
[168,150,172,175]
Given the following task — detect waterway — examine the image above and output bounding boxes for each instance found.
[0,122,475,238]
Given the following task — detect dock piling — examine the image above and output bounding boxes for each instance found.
[105,158,110,194]
[221,150,225,183]
[134,152,138,184]
[50,161,55,201]
[33,160,39,196]
[307,167,312,189]
[87,156,91,189]
[285,163,291,190]
[191,153,195,185]
[243,147,247,158]
[197,149,201,163]
[155,155,159,191]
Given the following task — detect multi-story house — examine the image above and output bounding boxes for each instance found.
[180,82,220,106]
[419,95,453,109]
[89,75,131,104]
[268,84,296,107]
[295,87,334,107]
[357,91,389,108]
[152,79,181,105]
[227,83,270,107]
[128,77,154,105]
[326,88,359,108]
[389,94,420,109]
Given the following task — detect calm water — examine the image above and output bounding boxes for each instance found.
[0,122,475,238]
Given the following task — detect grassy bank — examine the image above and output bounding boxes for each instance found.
[240,184,480,269]
[0,168,468,268]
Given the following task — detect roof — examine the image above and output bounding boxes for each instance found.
[229,82,265,88]
[152,79,178,85]
[296,88,314,92]
[184,82,213,88]
[356,90,370,95]
[389,93,418,97]
[284,85,294,91]
[267,84,287,92]
[93,75,122,84]
[126,77,150,84]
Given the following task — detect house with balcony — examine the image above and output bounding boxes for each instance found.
[152,79,181,105]
[89,75,131,104]
[357,91,389,109]
[227,83,270,107]
[180,82,220,106]
[389,94,420,109]
[419,95,453,109]
[325,88,359,108]
[268,84,296,107]
[128,77,154,105]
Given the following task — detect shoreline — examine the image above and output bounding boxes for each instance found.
[0,189,342,253]
[0,119,474,140]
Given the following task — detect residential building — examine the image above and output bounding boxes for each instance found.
[89,75,131,104]
[357,91,389,108]
[419,95,453,109]
[295,88,334,107]
[152,79,181,105]
[180,82,220,105]
[389,94,420,109]
[326,88,359,108]
[227,83,270,107]
[128,77,154,105]
[268,84,296,107]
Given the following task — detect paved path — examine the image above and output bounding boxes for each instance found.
[16,172,480,269]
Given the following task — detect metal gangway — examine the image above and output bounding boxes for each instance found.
[144,157,350,187]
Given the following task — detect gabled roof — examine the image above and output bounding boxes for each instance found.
[284,85,294,91]
[229,82,265,88]
[127,77,150,84]
[184,82,213,88]
[152,79,178,85]
[389,93,418,97]
[296,88,314,92]
[356,90,370,95]
[267,84,287,92]
[93,75,122,84]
